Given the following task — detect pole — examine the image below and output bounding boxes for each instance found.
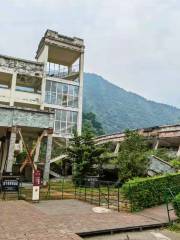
[99,183,101,206]
[108,183,110,209]
[118,187,120,212]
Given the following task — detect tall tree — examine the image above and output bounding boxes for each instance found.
[116,130,149,183]
[67,129,106,182]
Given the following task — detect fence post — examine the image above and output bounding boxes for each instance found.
[47,180,51,200]
[74,181,77,199]
[91,186,93,204]
[98,182,101,206]
[61,178,64,199]
[129,184,133,212]
[79,183,81,199]
[107,183,110,209]
[85,184,87,201]
[118,186,120,212]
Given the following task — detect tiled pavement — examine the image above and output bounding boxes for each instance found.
[0,201,81,240]
[0,199,177,239]
[35,199,177,234]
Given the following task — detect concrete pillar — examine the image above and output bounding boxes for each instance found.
[77,52,84,135]
[0,141,2,171]
[0,139,8,174]
[19,139,23,152]
[114,142,120,154]
[6,127,17,172]
[43,131,53,185]
[34,139,41,164]
[177,144,180,157]
[153,139,159,150]
[10,72,17,106]
[39,45,49,111]
[68,65,72,75]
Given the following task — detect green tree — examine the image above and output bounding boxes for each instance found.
[116,130,149,183]
[82,112,104,136]
[67,129,106,182]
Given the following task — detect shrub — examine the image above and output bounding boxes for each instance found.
[171,158,180,170]
[122,173,180,211]
[173,193,180,218]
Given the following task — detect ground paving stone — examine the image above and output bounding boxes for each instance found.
[35,199,177,234]
[0,200,82,240]
[0,199,177,239]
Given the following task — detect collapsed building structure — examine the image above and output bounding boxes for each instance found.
[95,125,180,178]
[0,30,85,183]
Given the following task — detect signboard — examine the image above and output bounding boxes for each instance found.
[2,179,19,192]
[32,170,41,201]
[32,186,40,201]
[33,170,41,186]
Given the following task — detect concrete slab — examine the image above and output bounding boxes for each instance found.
[0,200,81,240]
[83,229,180,240]
[34,199,177,235]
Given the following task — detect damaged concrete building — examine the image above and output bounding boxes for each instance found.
[0,30,85,183]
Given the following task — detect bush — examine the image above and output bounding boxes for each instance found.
[122,173,180,211]
[173,193,180,218]
[171,158,180,170]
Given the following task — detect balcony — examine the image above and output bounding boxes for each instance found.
[14,91,41,106]
[0,88,10,103]
[0,88,41,106]
[46,63,79,81]
[0,54,44,77]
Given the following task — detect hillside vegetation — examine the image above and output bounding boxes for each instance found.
[83,73,180,134]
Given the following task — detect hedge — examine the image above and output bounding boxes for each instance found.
[122,173,180,211]
[173,193,180,218]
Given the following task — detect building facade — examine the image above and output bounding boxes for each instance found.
[0,30,85,182]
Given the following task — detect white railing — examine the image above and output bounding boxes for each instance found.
[0,88,10,103]
[15,91,41,105]
[46,64,79,79]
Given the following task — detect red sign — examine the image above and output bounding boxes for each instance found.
[33,170,41,186]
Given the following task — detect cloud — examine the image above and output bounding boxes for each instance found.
[0,0,180,107]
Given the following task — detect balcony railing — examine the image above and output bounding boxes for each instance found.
[0,55,44,77]
[0,88,10,103]
[46,64,79,79]
[15,91,41,105]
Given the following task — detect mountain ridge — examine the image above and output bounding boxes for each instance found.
[83,73,180,134]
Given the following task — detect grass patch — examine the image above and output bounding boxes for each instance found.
[168,221,180,232]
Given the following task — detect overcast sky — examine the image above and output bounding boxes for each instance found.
[0,0,180,108]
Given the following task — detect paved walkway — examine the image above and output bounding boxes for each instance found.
[35,199,177,235]
[83,230,180,240]
[0,199,178,239]
[0,201,81,240]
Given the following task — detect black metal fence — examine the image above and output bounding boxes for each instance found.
[164,185,180,223]
[43,178,130,212]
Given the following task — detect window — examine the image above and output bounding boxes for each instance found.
[45,80,79,108]
[54,110,78,136]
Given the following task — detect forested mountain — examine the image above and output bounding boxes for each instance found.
[83,73,180,134]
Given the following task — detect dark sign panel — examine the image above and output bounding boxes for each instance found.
[33,170,41,186]
[2,179,19,192]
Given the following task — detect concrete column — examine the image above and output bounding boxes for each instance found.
[43,131,53,185]
[10,72,17,106]
[0,141,2,171]
[34,139,41,163]
[38,45,49,111]
[6,127,17,172]
[153,139,159,150]
[40,77,46,110]
[68,65,72,75]
[77,52,84,135]
[19,139,23,152]
[0,139,8,174]
[177,144,180,157]
[114,142,120,154]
